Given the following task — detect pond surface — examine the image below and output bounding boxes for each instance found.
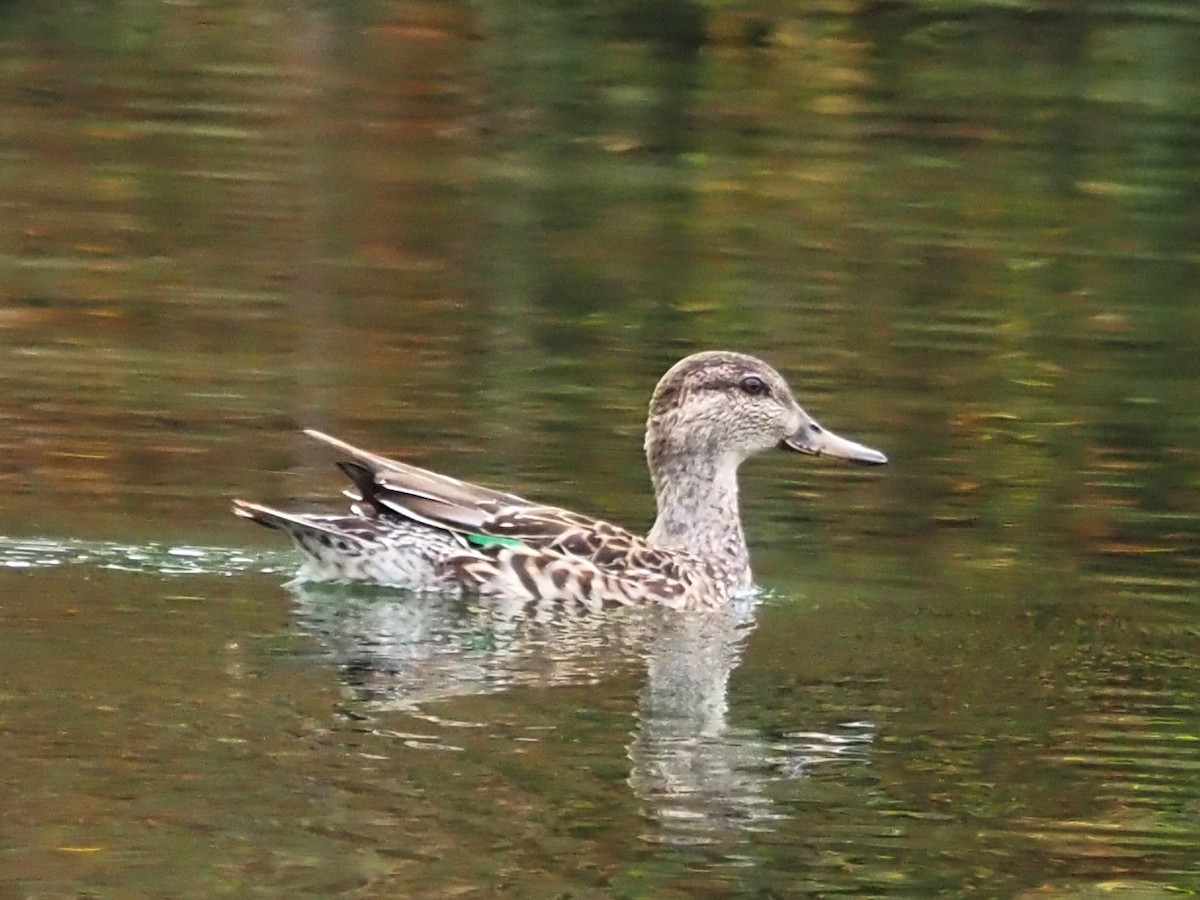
[2,0,1199,896]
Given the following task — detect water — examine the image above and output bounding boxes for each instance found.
[2,0,1199,896]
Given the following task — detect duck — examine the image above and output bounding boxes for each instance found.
[233,351,886,610]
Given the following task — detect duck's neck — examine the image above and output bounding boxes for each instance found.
[647,450,750,584]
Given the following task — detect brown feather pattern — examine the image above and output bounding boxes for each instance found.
[234,352,886,609]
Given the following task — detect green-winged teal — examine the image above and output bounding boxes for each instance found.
[234,351,886,610]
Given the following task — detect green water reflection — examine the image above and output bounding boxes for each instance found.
[1,0,1198,896]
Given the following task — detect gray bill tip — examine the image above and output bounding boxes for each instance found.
[783,423,888,466]
[850,446,888,466]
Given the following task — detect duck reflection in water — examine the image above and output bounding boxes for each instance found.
[632,596,875,842]
[291,584,874,844]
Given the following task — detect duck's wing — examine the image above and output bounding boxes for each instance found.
[309,431,709,607]
[305,428,529,510]
[311,430,668,566]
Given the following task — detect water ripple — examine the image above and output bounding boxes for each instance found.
[0,534,291,578]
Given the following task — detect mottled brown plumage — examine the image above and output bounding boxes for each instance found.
[234,351,886,610]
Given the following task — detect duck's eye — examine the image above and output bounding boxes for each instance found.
[739,375,769,397]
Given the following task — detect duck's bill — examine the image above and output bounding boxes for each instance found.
[782,419,888,466]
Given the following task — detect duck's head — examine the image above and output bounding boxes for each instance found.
[645,351,887,469]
